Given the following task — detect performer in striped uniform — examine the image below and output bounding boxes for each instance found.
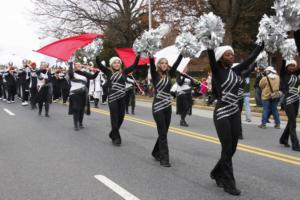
[36,64,51,117]
[176,71,199,127]
[68,62,99,131]
[208,44,263,196]
[279,59,300,151]
[125,74,136,115]
[149,54,183,167]
[96,55,140,146]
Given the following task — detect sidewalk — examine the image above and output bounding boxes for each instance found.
[136,95,300,124]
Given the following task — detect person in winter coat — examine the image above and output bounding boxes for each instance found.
[258,66,281,129]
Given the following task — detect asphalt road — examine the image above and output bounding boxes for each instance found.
[0,99,300,200]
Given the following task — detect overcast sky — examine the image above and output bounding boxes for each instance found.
[0,0,55,66]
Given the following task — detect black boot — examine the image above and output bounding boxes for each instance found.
[210,174,224,188]
[79,123,84,129]
[94,99,99,108]
[151,152,161,161]
[292,146,300,151]
[180,120,188,127]
[224,186,241,196]
[280,140,290,147]
[160,159,171,167]
[112,138,121,146]
[73,114,79,131]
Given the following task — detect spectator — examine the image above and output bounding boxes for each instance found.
[258,66,281,129]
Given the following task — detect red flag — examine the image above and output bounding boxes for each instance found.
[35,33,105,61]
[115,48,150,68]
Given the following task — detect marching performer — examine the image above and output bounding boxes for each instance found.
[36,63,51,117]
[96,54,140,146]
[52,68,61,102]
[29,62,38,109]
[89,62,102,108]
[68,62,99,131]
[280,30,300,151]
[208,44,263,195]
[175,69,199,127]
[0,66,4,100]
[18,60,30,106]
[5,65,17,104]
[279,59,300,151]
[58,68,70,104]
[125,73,136,115]
[149,54,183,167]
[1,66,8,101]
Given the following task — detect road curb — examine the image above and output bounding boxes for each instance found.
[136,97,300,123]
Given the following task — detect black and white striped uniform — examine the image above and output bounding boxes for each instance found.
[280,60,300,150]
[68,64,99,129]
[96,55,140,144]
[176,73,198,123]
[153,76,173,113]
[285,74,299,105]
[208,45,263,192]
[149,55,183,165]
[214,69,240,120]
[108,72,126,104]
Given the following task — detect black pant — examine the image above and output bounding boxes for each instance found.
[73,108,84,128]
[30,87,38,107]
[207,91,215,105]
[152,106,172,162]
[280,101,300,148]
[125,88,135,113]
[53,85,61,100]
[0,84,3,98]
[61,87,69,103]
[17,82,21,98]
[21,82,29,102]
[238,99,244,138]
[38,100,49,114]
[2,84,7,99]
[177,93,192,121]
[211,110,240,189]
[7,85,16,101]
[108,98,126,141]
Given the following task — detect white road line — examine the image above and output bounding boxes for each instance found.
[94,175,140,200]
[3,108,15,116]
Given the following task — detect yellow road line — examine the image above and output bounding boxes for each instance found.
[90,108,300,166]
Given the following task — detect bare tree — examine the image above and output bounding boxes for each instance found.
[32,0,148,38]
[152,0,208,29]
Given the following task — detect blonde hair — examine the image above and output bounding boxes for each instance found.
[109,57,122,73]
[156,58,169,77]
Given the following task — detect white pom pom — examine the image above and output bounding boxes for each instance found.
[156,24,171,37]
[175,32,200,58]
[256,15,287,53]
[273,0,300,31]
[194,12,225,49]
[255,51,269,67]
[180,16,198,33]
[280,39,298,60]
[133,24,171,56]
